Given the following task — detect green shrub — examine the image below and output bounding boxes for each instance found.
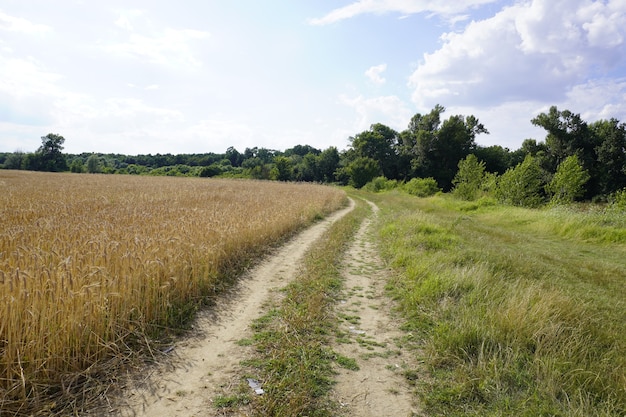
[403,177,440,197]
[364,176,399,192]
[495,155,546,207]
[546,155,590,204]
[609,187,626,209]
[452,154,486,201]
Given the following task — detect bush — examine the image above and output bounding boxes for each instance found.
[403,177,440,197]
[199,165,222,178]
[346,157,380,189]
[546,155,590,204]
[452,154,486,201]
[495,155,546,207]
[364,176,399,192]
[609,187,626,209]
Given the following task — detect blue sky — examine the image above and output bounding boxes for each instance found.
[1,0,625,155]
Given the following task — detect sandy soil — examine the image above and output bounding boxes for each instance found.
[100,197,420,416]
[331,200,421,416]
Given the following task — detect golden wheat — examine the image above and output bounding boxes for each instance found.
[0,170,345,413]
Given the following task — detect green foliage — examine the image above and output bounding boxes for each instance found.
[592,118,626,195]
[452,154,486,201]
[37,133,68,172]
[271,156,292,181]
[363,176,399,193]
[403,177,440,197]
[403,105,489,191]
[495,155,546,207]
[198,164,221,177]
[148,164,199,177]
[86,154,101,173]
[3,152,25,170]
[350,123,399,179]
[317,147,340,183]
[346,157,380,188]
[546,154,590,204]
[610,187,626,209]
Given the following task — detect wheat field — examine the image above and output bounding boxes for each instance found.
[0,170,346,414]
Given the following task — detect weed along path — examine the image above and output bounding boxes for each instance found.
[110,200,356,417]
[331,200,420,416]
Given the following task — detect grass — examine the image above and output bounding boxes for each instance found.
[363,190,625,416]
[0,170,346,415]
[237,197,369,417]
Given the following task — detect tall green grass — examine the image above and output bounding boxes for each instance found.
[368,191,625,416]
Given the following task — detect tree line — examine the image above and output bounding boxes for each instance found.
[2,104,625,205]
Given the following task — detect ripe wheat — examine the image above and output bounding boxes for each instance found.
[0,170,345,413]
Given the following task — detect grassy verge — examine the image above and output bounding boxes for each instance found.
[224,197,369,417]
[366,191,625,416]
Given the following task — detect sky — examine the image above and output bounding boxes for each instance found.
[1,0,625,155]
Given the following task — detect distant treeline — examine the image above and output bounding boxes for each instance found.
[2,104,625,204]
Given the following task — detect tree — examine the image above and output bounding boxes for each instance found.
[3,151,25,170]
[531,106,601,197]
[225,147,243,167]
[403,105,489,191]
[495,155,546,207]
[69,158,85,173]
[453,154,486,201]
[271,156,292,181]
[350,123,399,180]
[37,133,67,172]
[546,155,590,204]
[346,157,380,188]
[531,107,593,168]
[592,119,626,196]
[86,154,101,173]
[473,145,511,174]
[317,147,340,183]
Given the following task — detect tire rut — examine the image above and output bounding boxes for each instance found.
[331,199,422,416]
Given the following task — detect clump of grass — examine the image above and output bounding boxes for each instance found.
[0,171,346,415]
[213,393,251,408]
[373,192,626,416]
[246,198,369,417]
[335,354,360,371]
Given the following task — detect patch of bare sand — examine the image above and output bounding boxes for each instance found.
[100,200,355,417]
[332,200,422,417]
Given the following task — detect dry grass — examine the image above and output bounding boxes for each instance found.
[0,170,346,415]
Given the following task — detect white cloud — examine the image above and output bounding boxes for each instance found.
[365,63,387,84]
[340,94,412,133]
[564,78,626,122]
[105,28,210,68]
[409,0,626,109]
[105,10,210,69]
[0,10,50,34]
[309,0,497,25]
[114,9,145,31]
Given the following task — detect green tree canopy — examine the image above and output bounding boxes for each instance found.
[346,157,380,189]
[350,123,399,180]
[546,155,590,204]
[36,133,68,172]
[401,105,489,191]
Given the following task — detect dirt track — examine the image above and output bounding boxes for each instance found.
[104,198,419,416]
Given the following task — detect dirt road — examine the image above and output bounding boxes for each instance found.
[105,198,419,416]
[331,200,420,416]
